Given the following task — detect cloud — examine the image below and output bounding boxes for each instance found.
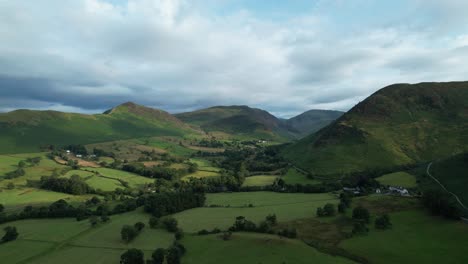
[0,0,468,118]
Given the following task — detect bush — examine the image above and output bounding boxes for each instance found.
[162,217,178,232]
[149,216,159,228]
[120,248,144,264]
[375,214,392,230]
[352,206,370,223]
[1,226,18,243]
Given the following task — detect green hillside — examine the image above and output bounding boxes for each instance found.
[284,82,468,176]
[176,105,290,140]
[429,152,468,207]
[284,109,343,138]
[0,102,199,154]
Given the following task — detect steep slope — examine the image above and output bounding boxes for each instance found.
[283,82,468,176]
[284,110,343,138]
[0,102,200,154]
[176,106,291,140]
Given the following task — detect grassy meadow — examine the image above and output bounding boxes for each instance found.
[376,171,417,188]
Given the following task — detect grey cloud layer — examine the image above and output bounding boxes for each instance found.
[0,0,468,117]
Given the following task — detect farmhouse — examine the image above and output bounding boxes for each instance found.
[389,186,409,196]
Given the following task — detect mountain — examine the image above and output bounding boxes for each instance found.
[284,110,343,138]
[283,82,468,176]
[0,102,199,154]
[176,105,290,140]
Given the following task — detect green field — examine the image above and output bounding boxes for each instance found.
[182,171,220,180]
[0,188,94,212]
[282,168,321,185]
[340,210,468,264]
[376,171,417,188]
[242,175,278,187]
[183,232,354,264]
[174,192,337,232]
[88,167,154,188]
[0,210,174,264]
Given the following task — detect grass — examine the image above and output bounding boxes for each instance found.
[173,192,338,232]
[88,168,154,188]
[0,209,174,264]
[376,171,417,188]
[242,175,278,187]
[182,232,355,264]
[190,158,222,172]
[282,168,321,185]
[0,188,94,212]
[182,171,220,180]
[340,210,468,264]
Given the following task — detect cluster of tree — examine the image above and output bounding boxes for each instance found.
[195,139,224,148]
[197,228,221,235]
[220,145,287,174]
[121,222,145,243]
[338,193,352,213]
[122,163,190,180]
[184,174,244,193]
[92,148,115,158]
[120,242,186,264]
[39,175,93,195]
[1,226,18,243]
[422,189,461,220]
[4,168,25,179]
[144,191,205,217]
[351,206,371,235]
[242,178,343,194]
[0,198,140,224]
[316,203,336,217]
[64,144,88,155]
[226,214,297,238]
[375,214,392,229]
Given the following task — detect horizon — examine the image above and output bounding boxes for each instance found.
[2,1,468,117]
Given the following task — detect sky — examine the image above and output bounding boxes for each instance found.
[1,0,468,118]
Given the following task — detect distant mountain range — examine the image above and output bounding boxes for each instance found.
[176,105,341,141]
[0,102,340,153]
[283,81,468,176]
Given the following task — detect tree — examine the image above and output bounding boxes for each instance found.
[316,207,324,217]
[166,246,182,264]
[18,160,26,168]
[422,189,461,219]
[323,203,336,216]
[162,217,178,232]
[7,183,15,190]
[352,221,369,235]
[339,193,352,207]
[1,226,19,243]
[120,248,144,264]
[149,216,159,228]
[121,225,138,243]
[375,214,392,230]
[352,206,370,223]
[0,204,4,213]
[100,213,110,223]
[150,248,165,264]
[222,231,232,241]
[134,222,145,232]
[175,229,184,240]
[89,215,99,227]
[338,202,346,214]
[266,214,277,225]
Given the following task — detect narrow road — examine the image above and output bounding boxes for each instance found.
[426,162,468,212]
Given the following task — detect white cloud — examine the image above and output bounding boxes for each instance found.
[0,0,467,117]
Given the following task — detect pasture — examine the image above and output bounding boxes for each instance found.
[183,232,354,264]
[282,168,321,185]
[340,210,468,264]
[0,210,174,264]
[376,171,417,188]
[242,175,278,187]
[173,192,338,232]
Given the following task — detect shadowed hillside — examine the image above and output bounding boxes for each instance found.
[283,110,343,138]
[283,82,468,176]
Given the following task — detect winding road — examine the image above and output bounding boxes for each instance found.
[426,162,468,212]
